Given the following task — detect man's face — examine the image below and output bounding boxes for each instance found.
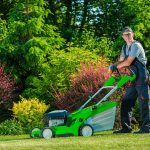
[122,32,134,43]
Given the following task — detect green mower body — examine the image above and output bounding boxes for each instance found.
[50,101,116,137]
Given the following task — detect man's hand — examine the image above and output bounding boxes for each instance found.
[109,64,117,73]
[117,56,135,69]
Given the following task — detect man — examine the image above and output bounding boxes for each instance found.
[112,26,150,133]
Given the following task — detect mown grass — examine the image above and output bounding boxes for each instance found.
[0,131,150,150]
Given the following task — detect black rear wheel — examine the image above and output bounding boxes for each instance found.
[42,128,53,139]
[79,124,94,137]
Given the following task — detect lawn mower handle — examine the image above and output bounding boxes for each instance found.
[113,66,135,76]
[79,67,136,110]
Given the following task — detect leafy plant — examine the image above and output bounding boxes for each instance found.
[0,18,7,41]
[0,119,25,135]
[22,47,100,103]
[12,97,49,131]
[0,64,18,103]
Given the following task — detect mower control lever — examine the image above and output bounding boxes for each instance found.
[126,66,135,75]
[92,105,97,110]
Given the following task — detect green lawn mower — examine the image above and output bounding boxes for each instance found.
[30,67,136,139]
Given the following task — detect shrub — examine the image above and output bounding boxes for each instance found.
[0,64,21,123]
[54,60,122,112]
[0,64,18,104]
[22,47,100,103]
[12,97,49,131]
[0,119,25,135]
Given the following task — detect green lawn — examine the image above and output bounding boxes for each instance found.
[0,131,150,150]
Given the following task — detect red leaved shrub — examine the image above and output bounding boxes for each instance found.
[54,61,122,112]
[0,64,22,123]
[0,65,15,101]
[0,64,21,109]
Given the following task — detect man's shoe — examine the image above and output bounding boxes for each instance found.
[133,130,149,134]
[113,129,132,134]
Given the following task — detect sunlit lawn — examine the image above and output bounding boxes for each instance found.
[0,131,150,150]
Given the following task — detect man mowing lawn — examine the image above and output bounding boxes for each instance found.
[110,26,150,134]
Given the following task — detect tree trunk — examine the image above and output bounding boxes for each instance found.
[79,0,89,33]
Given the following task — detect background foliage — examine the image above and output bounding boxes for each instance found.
[0,0,149,130]
[0,119,24,135]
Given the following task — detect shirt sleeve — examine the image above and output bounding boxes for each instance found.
[129,43,140,58]
[120,46,125,58]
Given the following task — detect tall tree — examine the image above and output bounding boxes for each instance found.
[0,0,64,88]
[79,0,89,33]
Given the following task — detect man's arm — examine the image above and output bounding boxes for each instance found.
[117,56,135,69]
[118,56,125,62]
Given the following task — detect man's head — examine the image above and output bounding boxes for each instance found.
[122,26,133,34]
[122,26,134,43]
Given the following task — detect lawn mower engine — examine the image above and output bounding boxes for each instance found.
[44,110,69,127]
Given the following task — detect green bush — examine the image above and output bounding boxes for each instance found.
[0,119,25,135]
[22,47,100,103]
[12,97,49,131]
[72,30,113,58]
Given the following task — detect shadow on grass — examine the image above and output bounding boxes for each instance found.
[0,135,36,142]
[93,130,133,137]
[0,130,135,142]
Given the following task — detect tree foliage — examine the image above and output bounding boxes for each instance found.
[0,0,65,100]
[0,0,149,115]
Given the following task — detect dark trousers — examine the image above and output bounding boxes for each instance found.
[121,84,150,132]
